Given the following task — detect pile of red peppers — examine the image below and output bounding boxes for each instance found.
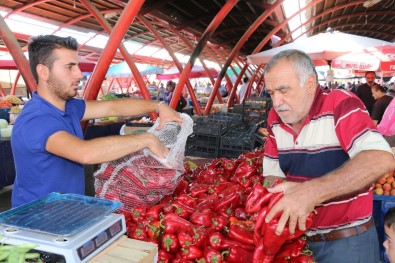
[118,147,316,263]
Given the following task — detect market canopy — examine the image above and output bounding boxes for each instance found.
[247,31,394,65]
[332,45,395,72]
[106,62,164,78]
[0,53,96,72]
[156,65,218,80]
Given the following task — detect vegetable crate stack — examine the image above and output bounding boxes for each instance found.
[186,113,244,158]
[220,127,263,159]
[242,97,272,127]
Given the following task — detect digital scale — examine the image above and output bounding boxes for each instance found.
[0,192,126,262]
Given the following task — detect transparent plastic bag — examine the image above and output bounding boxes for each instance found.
[94,113,193,211]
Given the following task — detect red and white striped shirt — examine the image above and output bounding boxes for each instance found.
[263,88,392,234]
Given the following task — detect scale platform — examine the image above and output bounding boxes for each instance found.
[0,192,126,262]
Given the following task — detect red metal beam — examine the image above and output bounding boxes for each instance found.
[10,72,21,95]
[138,15,203,115]
[204,0,285,115]
[81,0,145,101]
[0,15,37,93]
[171,0,238,110]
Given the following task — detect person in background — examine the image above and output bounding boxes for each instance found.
[356,71,377,115]
[372,84,393,125]
[164,80,187,112]
[384,207,395,263]
[203,83,213,96]
[11,35,182,207]
[237,76,249,102]
[219,84,228,97]
[262,49,394,263]
[157,82,165,101]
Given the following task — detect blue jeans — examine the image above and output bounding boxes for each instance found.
[308,226,380,263]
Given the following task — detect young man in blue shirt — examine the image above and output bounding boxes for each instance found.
[11,35,182,207]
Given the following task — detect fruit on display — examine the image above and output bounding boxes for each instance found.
[373,170,395,195]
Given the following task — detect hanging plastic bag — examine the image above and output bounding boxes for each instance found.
[377,97,395,136]
[94,113,193,212]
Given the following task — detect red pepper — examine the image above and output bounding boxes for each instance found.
[190,209,215,228]
[128,226,147,240]
[252,238,273,263]
[204,246,223,263]
[206,158,224,169]
[145,204,164,221]
[173,179,189,196]
[267,191,284,212]
[234,207,248,220]
[130,206,147,223]
[161,213,194,235]
[211,215,229,232]
[233,159,257,179]
[217,206,235,218]
[190,184,209,197]
[196,193,218,212]
[214,192,240,212]
[178,232,195,247]
[213,182,235,194]
[181,246,203,260]
[157,249,174,263]
[253,206,268,245]
[176,194,197,207]
[245,179,282,214]
[223,159,237,172]
[193,227,215,249]
[274,236,308,261]
[147,220,162,239]
[287,212,315,241]
[263,217,290,257]
[208,232,255,252]
[222,246,252,263]
[172,203,191,219]
[228,224,254,245]
[161,233,180,253]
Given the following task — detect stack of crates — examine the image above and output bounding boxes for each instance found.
[219,123,265,159]
[242,97,272,127]
[186,113,243,158]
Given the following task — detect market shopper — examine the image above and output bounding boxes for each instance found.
[11,35,182,208]
[371,84,393,125]
[384,207,395,263]
[261,49,394,262]
[237,76,249,102]
[356,70,377,115]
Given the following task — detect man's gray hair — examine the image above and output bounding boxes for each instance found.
[264,49,318,86]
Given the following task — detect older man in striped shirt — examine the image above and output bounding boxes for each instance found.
[262,49,394,263]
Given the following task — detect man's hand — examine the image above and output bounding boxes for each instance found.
[264,181,316,235]
[144,133,169,159]
[156,103,183,129]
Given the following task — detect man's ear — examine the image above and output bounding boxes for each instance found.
[36,64,49,81]
[307,74,317,94]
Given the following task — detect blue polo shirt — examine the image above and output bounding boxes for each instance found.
[11,92,86,207]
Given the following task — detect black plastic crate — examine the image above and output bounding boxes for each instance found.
[208,112,243,123]
[192,119,228,136]
[186,144,219,158]
[219,149,243,159]
[187,134,221,147]
[220,131,256,152]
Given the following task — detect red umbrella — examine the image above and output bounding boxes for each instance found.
[332,45,395,72]
[0,53,96,72]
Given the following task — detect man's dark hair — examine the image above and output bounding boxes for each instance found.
[28,35,79,83]
[243,77,249,83]
[365,71,376,77]
[385,207,395,229]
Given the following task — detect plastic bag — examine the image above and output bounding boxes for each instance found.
[94,113,193,211]
[378,97,395,136]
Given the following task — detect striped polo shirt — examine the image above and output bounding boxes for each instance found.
[263,87,392,234]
